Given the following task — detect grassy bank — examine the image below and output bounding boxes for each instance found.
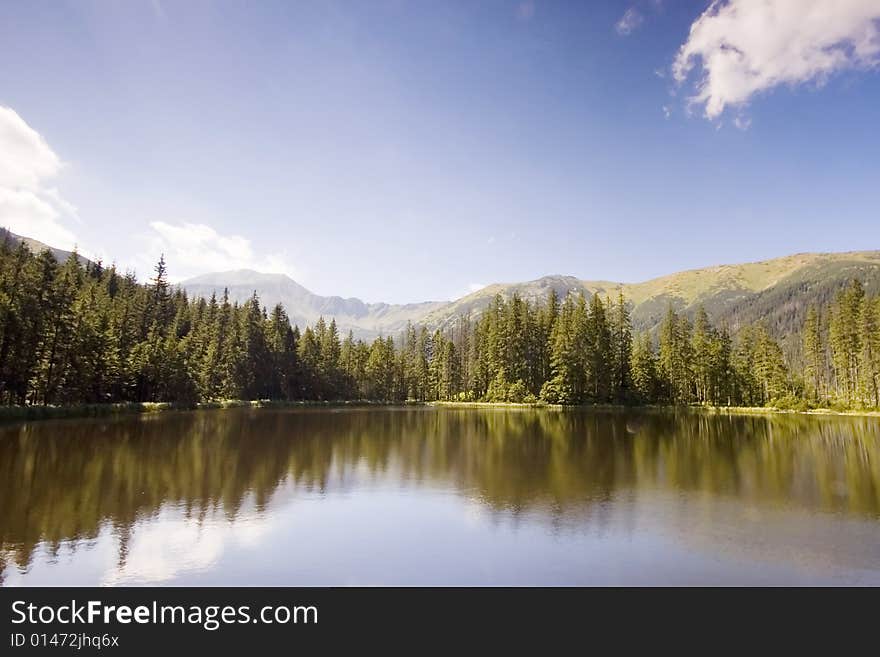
[691,405,880,418]
[0,399,415,423]
[429,400,880,418]
[3,399,880,424]
[0,401,184,423]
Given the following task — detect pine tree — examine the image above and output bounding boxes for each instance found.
[630,332,658,403]
[585,294,611,402]
[751,325,788,404]
[609,291,633,402]
[691,306,714,404]
[540,293,578,404]
[366,335,396,401]
[802,305,825,402]
[860,296,880,407]
[201,290,232,399]
[714,327,734,406]
[33,253,83,404]
[439,338,460,400]
[537,290,559,389]
[658,305,692,404]
[829,280,864,404]
[733,325,759,406]
[297,326,321,399]
[241,293,272,399]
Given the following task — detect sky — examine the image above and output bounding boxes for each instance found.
[1,0,879,303]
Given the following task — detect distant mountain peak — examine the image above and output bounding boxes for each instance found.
[182,269,298,285]
[179,269,447,339]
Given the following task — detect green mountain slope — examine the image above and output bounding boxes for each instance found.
[422,251,880,340]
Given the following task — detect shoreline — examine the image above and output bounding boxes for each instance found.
[428,401,880,418]
[0,399,412,424]
[1,399,879,424]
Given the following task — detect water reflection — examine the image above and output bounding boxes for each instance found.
[1,407,880,585]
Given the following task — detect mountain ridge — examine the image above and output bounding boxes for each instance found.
[422,250,880,325]
[179,268,448,339]
[179,249,880,341]
[8,228,879,342]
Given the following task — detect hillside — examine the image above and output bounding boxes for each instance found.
[0,228,89,266]
[422,251,880,342]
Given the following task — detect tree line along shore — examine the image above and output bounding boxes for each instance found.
[1,237,879,416]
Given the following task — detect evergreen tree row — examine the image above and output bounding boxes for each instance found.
[1,239,878,409]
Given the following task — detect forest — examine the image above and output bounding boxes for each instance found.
[1,237,878,411]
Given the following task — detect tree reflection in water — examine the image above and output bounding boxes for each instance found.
[1,407,879,582]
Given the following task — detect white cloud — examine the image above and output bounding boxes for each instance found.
[0,188,78,249]
[0,106,79,250]
[144,220,303,282]
[0,108,60,189]
[616,7,644,36]
[673,0,880,119]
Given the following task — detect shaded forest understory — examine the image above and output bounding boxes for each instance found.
[1,238,879,412]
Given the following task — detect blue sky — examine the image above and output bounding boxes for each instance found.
[1,0,879,303]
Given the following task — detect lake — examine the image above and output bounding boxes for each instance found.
[2,406,880,586]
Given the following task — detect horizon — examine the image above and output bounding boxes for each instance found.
[9,225,880,306]
[121,246,880,304]
[2,1,879,302]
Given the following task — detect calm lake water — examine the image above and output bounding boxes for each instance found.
[2,406,880,586]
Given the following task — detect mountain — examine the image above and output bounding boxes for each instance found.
[179,270,447,340]
[11,228,880,344]
[0,227,89,265]
[427,251,880,327]
[181,251,880,344]
[421,251,880,351]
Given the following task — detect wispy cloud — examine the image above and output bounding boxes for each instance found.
[615,7,644,36]
[733,116,752,131]
[142,221,304,282]
[150,0,166,21]
[673,0,880,120]
[515,1,536,22]
[0,106,80,251]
